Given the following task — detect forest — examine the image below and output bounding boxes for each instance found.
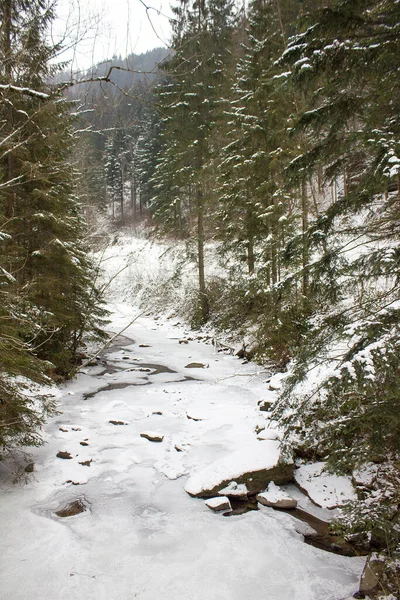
[0,0,399,598]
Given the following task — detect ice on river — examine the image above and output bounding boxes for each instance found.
[0,304,364,600]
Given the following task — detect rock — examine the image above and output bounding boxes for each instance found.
[139,344,151,347]
[185,440,294,498]
[256,482,297,509]
[109,420,128,426]
[80,441,89,446]
[78,459,92,467]
[152,411,163,416]
[352,464,378,490]
[218,481,248,499]
[293,521,318,537]
[140,432,164,443]
[187,413,202,421]
[71,427,81,431]
[205,496,232,512]
[55,499,87,518]
[179,339,189,344]
[359,553,385,595]
[258,400,274,412]
[175,445,183,452]
[255,425,265,434]
[24,463,34,473]
[257,429,282,441]
[184,362,208,369]
[59,427,68,432]
[57,451,73,460]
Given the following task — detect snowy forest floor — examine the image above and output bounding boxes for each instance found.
[0,301,366,600]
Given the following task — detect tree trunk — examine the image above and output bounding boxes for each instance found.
[246,206,255,274]
[301,179,309,299]
[197,185,208,321]
[2,0,15,219]
[131,178,136,219]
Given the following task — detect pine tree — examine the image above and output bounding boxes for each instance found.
[273,0,400,472]
[151,0,237,323]
[0,0,108,450]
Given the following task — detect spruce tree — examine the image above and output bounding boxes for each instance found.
[273,0,400,472]
[0,0,108,449]
[151,0,237,323]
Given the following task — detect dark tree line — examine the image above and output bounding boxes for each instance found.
[0,0,108,451]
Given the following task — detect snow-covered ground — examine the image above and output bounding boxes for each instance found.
[0,302,365,600]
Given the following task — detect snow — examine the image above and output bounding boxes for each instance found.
[295,462,357,508]
[0,236,366,600]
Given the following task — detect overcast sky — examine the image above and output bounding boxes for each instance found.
[52,0,173,71]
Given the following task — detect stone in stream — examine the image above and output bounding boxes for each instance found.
[205,496,232,512]
[57,451,73,460]
[256,482,297,509]
[55,499,87,518]
[258,400,274,412]
[140,432,164,443]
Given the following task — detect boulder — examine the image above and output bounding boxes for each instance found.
[185,440,294,498]
[185,362,208,369]
[359,553,385,595]
[256,482,297,509]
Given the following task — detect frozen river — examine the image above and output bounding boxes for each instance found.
[0,304,364,600]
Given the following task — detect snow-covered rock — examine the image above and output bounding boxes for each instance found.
[218,481,248,499]
[204,496,232,512]
[295,462,356,508]
[256,482,297,509]
[184,440,294,498]
[256,428,282,441]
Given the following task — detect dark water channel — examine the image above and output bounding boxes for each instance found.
[224,496,367,557]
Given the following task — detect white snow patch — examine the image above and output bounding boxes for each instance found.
[184,440,283,496]
[295,462,357,508]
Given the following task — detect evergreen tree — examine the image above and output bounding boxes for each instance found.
[151,0,237,323]
[0,0,108,449]
[273,0,400,474]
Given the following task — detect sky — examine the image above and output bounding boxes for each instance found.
[52,0,173,72]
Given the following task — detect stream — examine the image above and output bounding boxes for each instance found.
[0,305,365,600]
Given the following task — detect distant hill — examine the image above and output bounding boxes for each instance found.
[56,47,170,95]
